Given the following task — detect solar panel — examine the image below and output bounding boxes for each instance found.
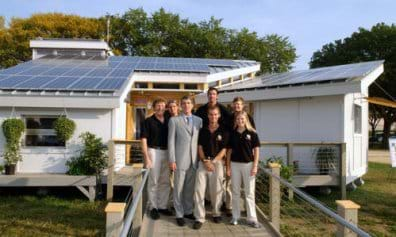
[68,77,106,90]
[43,76,82,89]
[95,77,126,90]
[0,75,32,88]
[16,76,57,89]
[41,67,71,76]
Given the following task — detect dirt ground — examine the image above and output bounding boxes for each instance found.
[368,149,392,164]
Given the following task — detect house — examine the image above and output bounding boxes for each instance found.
[0,38,260,174]
[196,60,384,187]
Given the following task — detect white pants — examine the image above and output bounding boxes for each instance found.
[194,161,224,223]
[231,162,257,222]
[173,165,196,218]
[147,148,170,210]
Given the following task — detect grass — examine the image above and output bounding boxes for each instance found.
[312,162,396,237]
[0,195,106,236]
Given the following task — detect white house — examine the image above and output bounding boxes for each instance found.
[196,60,384,187]
[0,38,260,174]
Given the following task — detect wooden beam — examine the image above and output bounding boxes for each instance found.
[365,97,396,108]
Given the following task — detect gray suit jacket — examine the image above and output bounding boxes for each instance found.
[168,114,202,170]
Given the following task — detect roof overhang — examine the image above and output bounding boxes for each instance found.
[207,64,260,82]
[30,39,110,50]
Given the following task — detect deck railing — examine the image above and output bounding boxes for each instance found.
[258,163,370,237]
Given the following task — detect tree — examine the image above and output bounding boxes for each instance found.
[310,23,396,148]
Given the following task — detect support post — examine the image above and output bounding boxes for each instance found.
[336,200,360,237]
[131,164,144,236]
[287,143,294,200]
[105,202,126,237]
[269,162,281,231]
[107,141,115,201]
[340,143,347,200]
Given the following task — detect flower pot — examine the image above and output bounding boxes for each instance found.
[5,164,16,175]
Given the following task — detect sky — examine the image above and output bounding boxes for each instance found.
[2,0,396,70]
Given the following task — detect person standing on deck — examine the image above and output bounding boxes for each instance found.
[166,99,179,209]
[193,106,229,230]
[168,95,202,226]
[141,98,173,220]
[226,111,261,228]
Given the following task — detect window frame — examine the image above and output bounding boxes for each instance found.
[353,104,362,134]
[23,115,66,148]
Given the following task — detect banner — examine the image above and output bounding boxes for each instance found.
[389,137,396,168]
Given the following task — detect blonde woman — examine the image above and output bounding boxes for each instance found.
[226,111,261,228]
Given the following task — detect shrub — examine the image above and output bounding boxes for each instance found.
[266,156,294,182]
[53,117,76,142]
[1,118,25,165]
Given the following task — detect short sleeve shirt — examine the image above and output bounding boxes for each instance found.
[198,125,229,160]
[228,129,260,163]
[140,115,168,148]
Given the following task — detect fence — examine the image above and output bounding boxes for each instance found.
[257,163,370,237]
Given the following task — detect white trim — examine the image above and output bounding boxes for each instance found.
[206,65,260,82]
[360,64,384,93]
[30,40,109,50]
[133,72,207,83]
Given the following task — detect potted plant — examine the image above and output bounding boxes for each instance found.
[1,118,25,175]
[315,146,337,175]
[53,116,76,143]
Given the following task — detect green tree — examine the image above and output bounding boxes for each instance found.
[310,23,396,148]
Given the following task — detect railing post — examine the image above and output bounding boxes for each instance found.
[340,143,347,200]
[336,200,360,237]
[269,162,281,231]
[105,202,126,237]
[107,140,115,201]
[131,164,144,236]
[287,143,294,200]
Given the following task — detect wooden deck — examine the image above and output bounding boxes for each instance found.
[139,207,279,237]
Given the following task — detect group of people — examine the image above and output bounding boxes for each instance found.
[140,87,261,230]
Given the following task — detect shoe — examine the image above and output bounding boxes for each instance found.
[193,221,203,229]
[150,209,160,220]
[230,218,238,225]
[158,208,173,216]
[247,221,262,228]
[176,218,185,226]
[225,209,232,217]
[184,213,195,220]
[213,216,222,223]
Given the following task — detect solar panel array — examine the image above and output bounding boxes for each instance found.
[0,55,244,92]
[220,60,384,92]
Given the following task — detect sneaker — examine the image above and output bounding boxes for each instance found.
[150,209,160,220]
[193,221,203,229]
[184,213,195,220]
[247,221,262,228]
[158,208,173,216]
[213,216,222,223]
[230,218,238,225]
[176,218,185,226]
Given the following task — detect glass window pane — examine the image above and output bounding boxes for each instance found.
[134,108,146,139]
[354,105,362,134]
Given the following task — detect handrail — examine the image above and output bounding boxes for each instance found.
[120,169,150,237]
[261,167,370,237]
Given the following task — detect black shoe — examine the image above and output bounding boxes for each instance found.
[176,218,185,226]
[220,203,226,212]
[225,209,232,217]
[158,208,173,216]
[184,213,195,220]
[213,216,222,223]
[150,209,160,220]
[193,221,203,229]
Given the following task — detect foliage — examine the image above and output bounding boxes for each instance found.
[53,117,76,142]
[1,118,25,165]
[66,132,108,176]
[310,23,396,148]
[0,164,4,173]
[266,156,294,181]
[314,146,337,175]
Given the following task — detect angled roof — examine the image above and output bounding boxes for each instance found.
[0,55,259,95]
[219,60,384,93]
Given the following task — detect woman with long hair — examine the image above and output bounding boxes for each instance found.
[226,111,261,228]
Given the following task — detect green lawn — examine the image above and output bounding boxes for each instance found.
[313,162,396,236]
[0,195,106,236]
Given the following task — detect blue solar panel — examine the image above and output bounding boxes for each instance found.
[95,77,127,90]
[44,76,82,89]
[68,77,106,90]
[86,68,112,77]
[16,76,56,89]
[42,67,71,76]
[63,68,92,77]
[18,66,52,76]
[108,69,133,77]
[0,75,32,88]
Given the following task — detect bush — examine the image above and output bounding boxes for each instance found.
[1,118,25,165]
[266,156,294,182]
[0,165,4,174]
[53,117,76,142]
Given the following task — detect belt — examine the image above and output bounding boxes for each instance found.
[148,146,167,150]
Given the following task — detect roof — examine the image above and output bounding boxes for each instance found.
[219,60,384,93]
[0,55,259,96]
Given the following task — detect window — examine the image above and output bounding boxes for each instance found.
[153,83,179,89]
[184,84,198,90]
[134,82,148,88]
[354,105,362,134]
[134,108,146,139]
[24,116,65,147]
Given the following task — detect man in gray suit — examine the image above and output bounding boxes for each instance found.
[168,95,202,226]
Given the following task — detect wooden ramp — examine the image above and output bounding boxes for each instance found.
[139,208,278,237]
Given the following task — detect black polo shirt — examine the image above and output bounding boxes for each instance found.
[140,114,168,149]
[228,129,260,163]
[231,112,256,129]
[195,103,232,130]
[198,125,229,160]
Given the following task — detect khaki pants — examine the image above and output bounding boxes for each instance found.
[194,161,224,223]
[147,148,170,210]
[231,161,257,222]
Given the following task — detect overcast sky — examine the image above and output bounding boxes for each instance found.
[2,0,396,69]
